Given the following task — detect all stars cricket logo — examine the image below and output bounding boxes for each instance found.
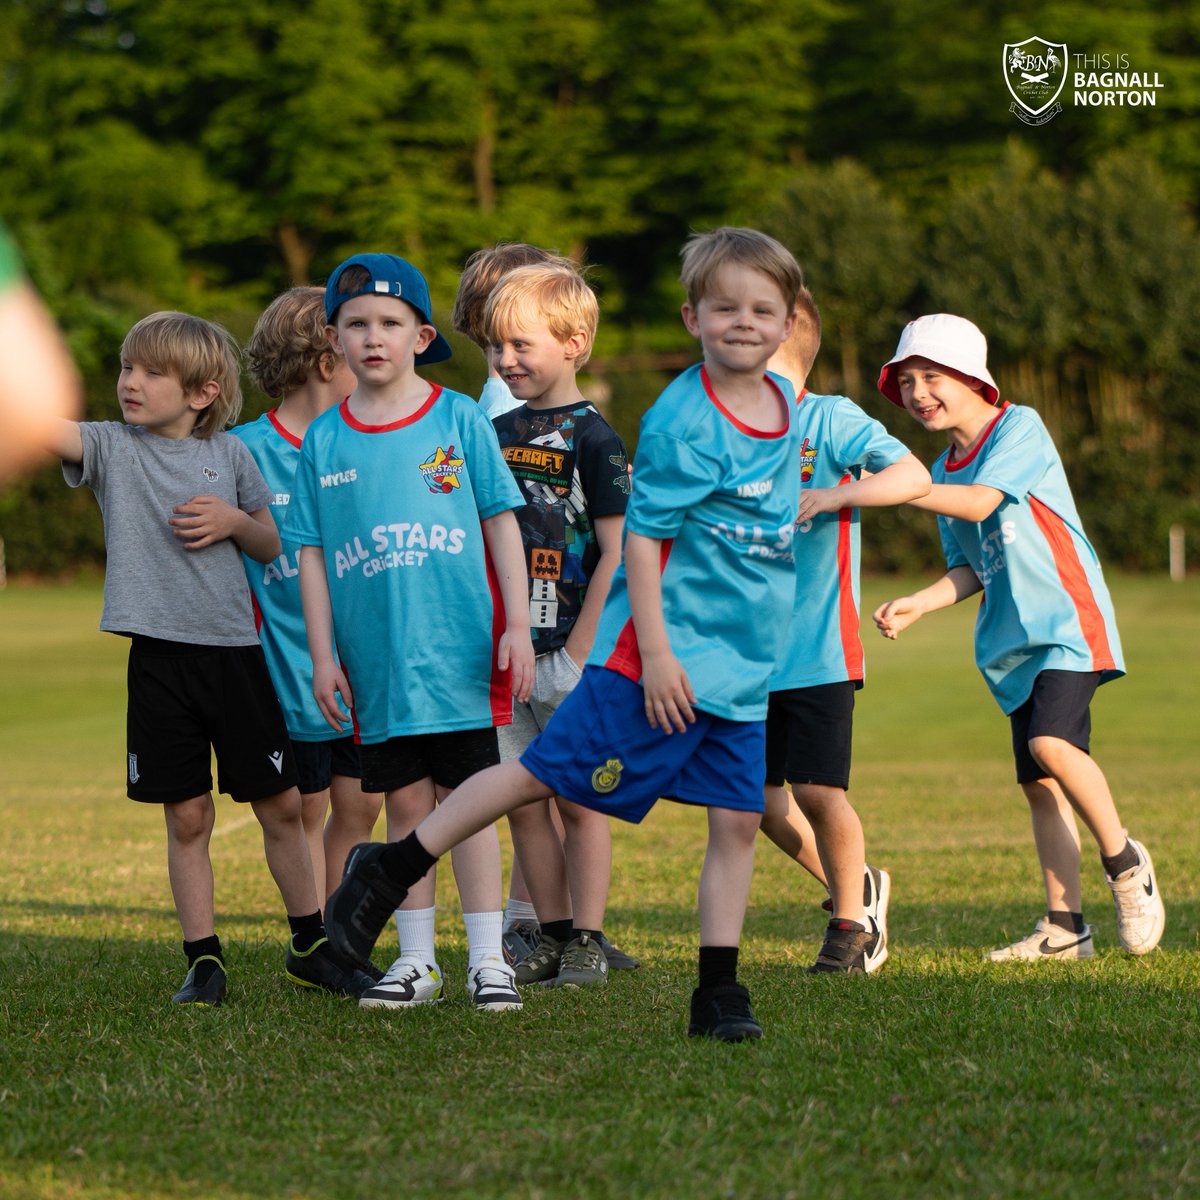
[1004,36,1068,125]
[419,445,464,493]
[799,437,818,483]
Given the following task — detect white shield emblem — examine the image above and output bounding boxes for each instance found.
[1003,37,1068,123]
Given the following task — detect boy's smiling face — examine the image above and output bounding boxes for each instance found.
[895,356,991,433]
[681,262,793,377]
[492,315,585,408]
[331,293,435,389]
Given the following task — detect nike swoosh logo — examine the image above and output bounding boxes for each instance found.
[1038,935,1089,954]
[1143,879,1154,897]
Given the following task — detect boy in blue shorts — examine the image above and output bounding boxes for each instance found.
[764,288,929,973]
[326,227,806,1041]
[486,263,633,988]
[235,288,381,904]
[49,311,371,1006]
[872,314,1165,960]
[285,254,535,1012]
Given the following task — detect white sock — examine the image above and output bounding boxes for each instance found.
[463,910,503,971]
[394,905,436,966]
[504,897,537,925]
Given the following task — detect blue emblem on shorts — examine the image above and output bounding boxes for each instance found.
[591,758,623,793]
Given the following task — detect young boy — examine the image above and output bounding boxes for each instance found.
[284,254,535,1012]
[234,288,381,903]
[486,264,632,988]
[49,310,371,1005]
[326,227,806,1041]
[872,314,1164,960]
[763,288,930,973]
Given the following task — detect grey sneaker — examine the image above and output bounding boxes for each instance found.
[502,918,540,968]
[596,932,640,971]
[807,919,874,973]
[1106,837,1165,955]
[545,932,609,989]
[514,931,565,984]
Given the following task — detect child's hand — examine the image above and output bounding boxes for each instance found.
[312,660,353,731]
[170,495,241,550]
[641,651,696,734]
[498,628,535,704]
[872,596,921,640]
[796,486,844,524]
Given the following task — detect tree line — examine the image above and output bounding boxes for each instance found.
[1,0,1196,574]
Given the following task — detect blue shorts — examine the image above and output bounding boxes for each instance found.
[520,666,766,824]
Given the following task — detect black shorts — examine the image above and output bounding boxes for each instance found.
[359,727,500,793]
[291,736,363,795]
[126,637,298,804]
[1009,670,1099,784]
[765,681,856,790]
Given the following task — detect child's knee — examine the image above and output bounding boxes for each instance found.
[1027,735,1080,777]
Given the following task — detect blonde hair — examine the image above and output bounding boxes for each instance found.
[453,243,577,348]
[679,226,803,311]
[246,287,339,399]
[483,264,599,368]
[120,311,243,438]
[771,286,822,379]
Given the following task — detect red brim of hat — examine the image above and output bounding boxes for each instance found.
[876,361,999,407]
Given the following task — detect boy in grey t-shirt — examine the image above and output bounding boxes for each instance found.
[50,311,372,1006]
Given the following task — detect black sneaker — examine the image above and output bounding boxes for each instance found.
[687,982,763,1042]
[172,956,227,1007]
[325,842,409,969]
[286,936,375,997]
[807,919,873,973]
[597,931,640,971]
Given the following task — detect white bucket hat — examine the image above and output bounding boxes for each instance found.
[877,314,1000,407]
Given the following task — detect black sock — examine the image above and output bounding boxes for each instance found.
[183,936,223,985]
[698,945,738,990]
[1101,840,1138,878]
[542,918,573,942]
[1047,910,1086,934]
[573,928,603,944]
[287,910,325,953]
[379,831,438,888]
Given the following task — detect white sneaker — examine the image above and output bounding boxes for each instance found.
[359,956,444,1008]
[863,865,891,974]
[1106,838,1165,955]
[986,917,1096,962]
[466,957,523,1012]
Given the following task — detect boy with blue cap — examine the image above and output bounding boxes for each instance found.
[873,314,1164,961]
[285,254,535,1011]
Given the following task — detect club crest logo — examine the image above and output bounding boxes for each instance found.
[799,437,818,483]
[419,445,464,493]
[591,758,623,794]
[202,466,219,482]
[1004,37,1068,125]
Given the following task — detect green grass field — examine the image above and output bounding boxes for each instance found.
[1,576,1198,1200]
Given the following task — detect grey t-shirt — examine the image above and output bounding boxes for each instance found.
[64,422,272,645]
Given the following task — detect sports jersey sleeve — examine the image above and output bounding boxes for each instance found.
[460,402,524,519]
[937,515,970,571]
[624,431,721,540]
[576,420,630,520]
[828,397,910,475]
[229,437,272,513]
[967,409,1057,502]
[283,435,322,547]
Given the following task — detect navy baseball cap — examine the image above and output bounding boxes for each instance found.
[324,253,453,366]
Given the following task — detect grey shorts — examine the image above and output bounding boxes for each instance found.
[497,646,583,761]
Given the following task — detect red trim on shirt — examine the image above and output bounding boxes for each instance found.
[1028,496,1116,672]
[483,525,514,725]
[834,474,864,680]
[251,592,264,634]
[604,539,674,681]
[339,386,442,433]
[945,401,1011,472]
[267,409,303,449]
[700,366,788,438]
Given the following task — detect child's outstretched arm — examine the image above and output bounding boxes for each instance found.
[298,544,353,731]
[873,565,981,640]
[169,498,281,561]
[625,530,696,734]
[908,482,1004,522]
[481,509,534,704]
[46,418,84,465]
[796,452,930,524]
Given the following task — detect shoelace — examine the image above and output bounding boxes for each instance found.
[561,941,605,972]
